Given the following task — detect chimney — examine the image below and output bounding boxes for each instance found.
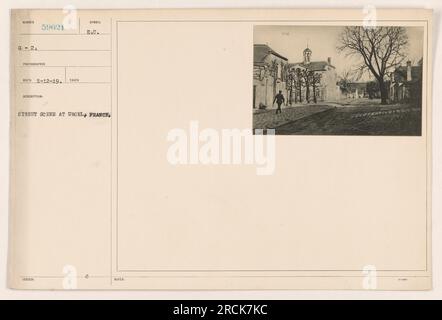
[406,60,412,81]
[327,57,331,65]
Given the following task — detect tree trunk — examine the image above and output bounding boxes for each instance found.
[313,84,317,103]
[379,79,388,105]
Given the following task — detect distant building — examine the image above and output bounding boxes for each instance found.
[340,82,369,99]
[253,44,288,109]
[288,47,339,103]
[389,59,423,104]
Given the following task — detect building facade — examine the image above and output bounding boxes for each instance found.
[389,59,423,105]
[253,44,288,109]
[288,47,339,103]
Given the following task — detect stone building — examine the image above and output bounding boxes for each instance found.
[288,47,339,103]
[253,44,288,109]
[389,59,423,104]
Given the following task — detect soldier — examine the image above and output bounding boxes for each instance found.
[273,90,285,114]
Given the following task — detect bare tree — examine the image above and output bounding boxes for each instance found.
[285,66,295,105]
[301,69,311,103]
[311,72,322,103]
[295,68,304,103]
[337,68,355,94]
[301,69,321,103]
[337,26,409,104]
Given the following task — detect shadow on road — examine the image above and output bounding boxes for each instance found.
[274,104,422,136]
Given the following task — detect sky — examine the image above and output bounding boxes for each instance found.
[254,25,424,81]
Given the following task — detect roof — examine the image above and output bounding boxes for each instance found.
[254,44,288,64]
[394,65,422,82]
[289,61,335,71]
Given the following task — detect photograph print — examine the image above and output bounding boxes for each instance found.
[253,25,424,135]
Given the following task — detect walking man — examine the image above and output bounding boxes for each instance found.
[273,90,285,114]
